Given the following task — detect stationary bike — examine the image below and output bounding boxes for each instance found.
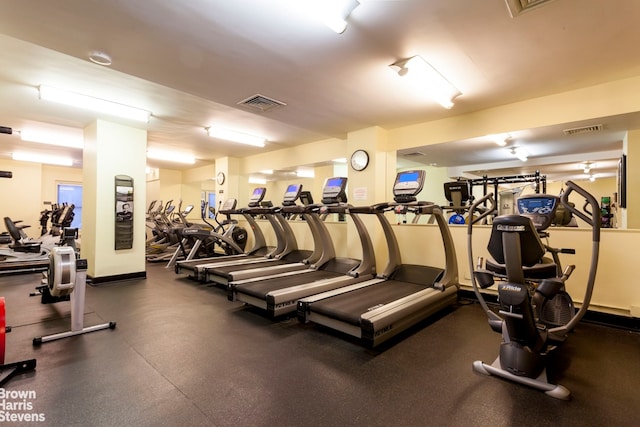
[467,181,600,400]
[31,228,116,344]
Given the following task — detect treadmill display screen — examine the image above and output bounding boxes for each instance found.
[249,187,266,203]
[322,177,348,203]
[327,177,345,188]
[283,184,302,202]
[393,170,425,196]
[398,172,419,183]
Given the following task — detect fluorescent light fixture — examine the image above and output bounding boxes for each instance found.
[297,0,360,33]
[589,173,596,182]
[20,127,83,149]
[206,127,266,147]
[260,170,274,175]
[12,151,73,166]
[333,158,347,163]
[39,85,151,123]
[510,147,528,162]
[390,55,461,109]
[147,149,196,164]
[248,176,267,185]
[296,169,315,178]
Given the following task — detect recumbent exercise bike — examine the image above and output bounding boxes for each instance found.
[467,180,600,400]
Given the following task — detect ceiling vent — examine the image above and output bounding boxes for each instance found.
[563,124,603,136]
[237,94,286,113]
[402,151,426,157]
[504,0,555,18]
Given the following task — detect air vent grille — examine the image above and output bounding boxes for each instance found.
[504,0,555,17]
[238,94,287,112]
[402,152,426,157]
[563,124,603,136]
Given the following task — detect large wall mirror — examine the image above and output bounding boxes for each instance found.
[396,112,640,229]
[244,161,349,221]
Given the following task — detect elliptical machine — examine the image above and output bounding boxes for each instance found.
[467,180,600,400]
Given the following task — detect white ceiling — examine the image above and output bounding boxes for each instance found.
[0,0,639,180]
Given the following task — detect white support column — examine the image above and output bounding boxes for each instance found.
[82,120,147,282]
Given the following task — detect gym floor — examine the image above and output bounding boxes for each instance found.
[1,263,639,426]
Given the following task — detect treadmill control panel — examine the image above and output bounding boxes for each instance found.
[247,187,267,207]
[282,184,303,206]
[321,177,348,204]
[393,170,425,202]
[517,194,559,230]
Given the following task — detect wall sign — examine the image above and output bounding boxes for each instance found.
[115,175,134,250]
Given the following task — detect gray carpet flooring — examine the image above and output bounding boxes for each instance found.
[0,263,639,426]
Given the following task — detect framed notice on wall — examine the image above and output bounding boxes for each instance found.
[115,175,134,250]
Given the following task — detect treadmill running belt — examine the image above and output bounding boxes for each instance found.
[236,270,341,299]
[310,280,427,326]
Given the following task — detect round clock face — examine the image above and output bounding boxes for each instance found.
[350,149,369,171]
[216,172,225,185]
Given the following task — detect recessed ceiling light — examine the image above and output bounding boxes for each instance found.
[88,51,112,66]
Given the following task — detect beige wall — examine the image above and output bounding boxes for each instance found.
[393,222,640,317]
[0,159,43,238]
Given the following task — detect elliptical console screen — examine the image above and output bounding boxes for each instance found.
[322,177,348,203]
[393,170,425,197]
[283,184,303,203]
[517,194,559,230]
[220,198,237,210]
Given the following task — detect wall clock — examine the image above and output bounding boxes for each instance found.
[350,149,369,171]
[216,172,226,185]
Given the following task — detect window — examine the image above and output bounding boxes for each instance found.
[208,192,216,218]
[57,183,82,228]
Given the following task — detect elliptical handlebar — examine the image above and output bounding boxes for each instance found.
[561,180,601,242]
[466,192,501,322]
[467,193,496,232]
[551,180,601,335]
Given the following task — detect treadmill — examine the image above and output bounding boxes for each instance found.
[203,184,319,286]
[175,187,290,281]
[229,176,377,317]
[297,170,459,347]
